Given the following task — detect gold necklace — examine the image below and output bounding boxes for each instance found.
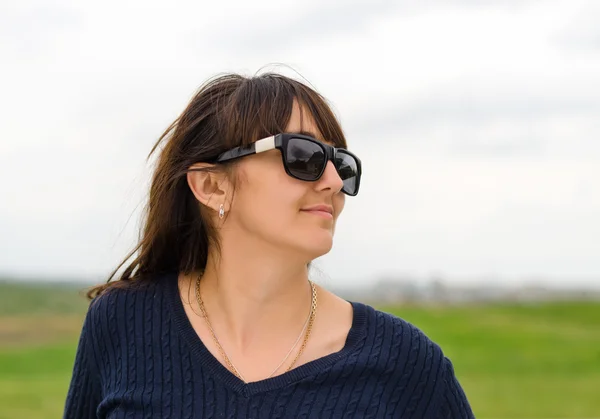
[194,275,317,383]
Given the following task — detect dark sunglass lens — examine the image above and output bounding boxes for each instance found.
[286,138,326,180]
[334,152,359,195]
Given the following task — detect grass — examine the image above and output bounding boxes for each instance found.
[0,342,78,419]
[0,280,599,418]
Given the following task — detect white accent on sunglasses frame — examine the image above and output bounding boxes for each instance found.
[255,136,275,153]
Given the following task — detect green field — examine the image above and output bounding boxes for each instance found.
[0,280,599,418]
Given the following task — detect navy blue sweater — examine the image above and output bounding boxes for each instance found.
[63,271,474,418]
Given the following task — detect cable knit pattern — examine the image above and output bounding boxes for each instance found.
[63,271,474,418]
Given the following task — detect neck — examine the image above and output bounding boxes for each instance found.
[191,235,314,354]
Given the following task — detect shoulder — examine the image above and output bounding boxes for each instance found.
[78,273,176,372]
[358,302,448,390]
[361,302,445,366]
[350,303,470,415]
[89,271,175,311]
[85,273,173,339]
[88,279,150,319]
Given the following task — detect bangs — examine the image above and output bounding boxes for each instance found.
[219,73,347,150]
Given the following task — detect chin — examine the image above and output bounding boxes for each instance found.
[296,232,334,260]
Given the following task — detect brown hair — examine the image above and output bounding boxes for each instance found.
[86,72,347,300]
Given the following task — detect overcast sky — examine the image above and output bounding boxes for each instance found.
[1,0,599,288]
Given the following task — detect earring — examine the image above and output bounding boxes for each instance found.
[218,204,225,219]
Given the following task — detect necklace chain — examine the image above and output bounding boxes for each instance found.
[194,275,317,383]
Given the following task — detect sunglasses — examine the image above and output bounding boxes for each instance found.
[201,133,362,196]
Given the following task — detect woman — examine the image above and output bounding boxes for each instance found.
[64,72,474,418]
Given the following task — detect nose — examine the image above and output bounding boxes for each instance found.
[316,160,344,193]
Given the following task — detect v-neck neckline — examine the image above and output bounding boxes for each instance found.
[166,270,368,397]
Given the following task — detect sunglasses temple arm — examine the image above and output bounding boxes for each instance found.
[213,144,257,162]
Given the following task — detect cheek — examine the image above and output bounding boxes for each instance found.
[233,164,305,228]
[334,194,345,217]
[234,189,301,241]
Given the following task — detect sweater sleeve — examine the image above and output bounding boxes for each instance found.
[63,300,102,419]
[436,357,475,418]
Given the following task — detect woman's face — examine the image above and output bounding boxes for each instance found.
[226,100,346,261]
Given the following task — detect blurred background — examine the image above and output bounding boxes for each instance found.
[1,0,599,418]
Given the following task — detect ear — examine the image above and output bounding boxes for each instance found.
[186,163,233,214]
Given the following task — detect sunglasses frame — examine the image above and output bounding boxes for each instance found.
[198,133,362,196]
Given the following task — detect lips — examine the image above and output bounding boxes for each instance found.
[300,204,334,220]
[301,205,333,215]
